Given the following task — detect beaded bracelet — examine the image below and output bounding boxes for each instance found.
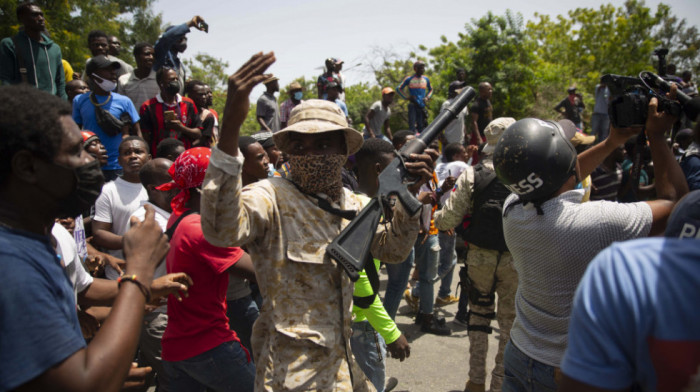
[117,274,152,303]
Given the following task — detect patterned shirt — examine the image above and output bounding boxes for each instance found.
[139,93,202,154]
[397,74,433,108]
[502,190,652,367]
[279,98,301,125]
[201,146,420,391]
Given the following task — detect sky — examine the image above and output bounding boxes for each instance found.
[152,0,700,97]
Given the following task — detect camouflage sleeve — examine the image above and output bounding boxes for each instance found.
[200,146,274,248]
[434,165,475,231]
[371,197,421,264]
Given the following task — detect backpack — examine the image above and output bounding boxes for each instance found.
[460,164,510,252]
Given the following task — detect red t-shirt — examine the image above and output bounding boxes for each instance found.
[161,211,245,361]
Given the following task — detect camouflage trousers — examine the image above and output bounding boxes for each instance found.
[466,252,517,392]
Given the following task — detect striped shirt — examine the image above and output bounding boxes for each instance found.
[590,163,622,201]
[139,93,202,153]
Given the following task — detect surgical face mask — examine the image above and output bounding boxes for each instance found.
[91,73,117,92]
[52,159,106,218]
[163,81,180,96]
[293,91,303,101]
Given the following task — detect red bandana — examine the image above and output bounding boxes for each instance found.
[155,147,211,214]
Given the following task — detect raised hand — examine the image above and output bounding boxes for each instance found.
[218,52,276,156]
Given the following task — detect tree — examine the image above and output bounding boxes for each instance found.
[0,0,163,72]
[429,10,538,121]
[184,53,229,91]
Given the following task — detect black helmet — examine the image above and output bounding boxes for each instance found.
[494,118,577,202]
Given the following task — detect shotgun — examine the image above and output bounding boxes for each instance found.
[327,86,477,281]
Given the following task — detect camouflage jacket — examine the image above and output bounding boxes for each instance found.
[201,146,420,391]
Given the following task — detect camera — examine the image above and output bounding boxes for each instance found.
[602,73,682,128]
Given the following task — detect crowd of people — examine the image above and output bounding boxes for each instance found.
[1,3,699,392]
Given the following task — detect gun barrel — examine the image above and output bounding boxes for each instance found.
[400,86,476,157]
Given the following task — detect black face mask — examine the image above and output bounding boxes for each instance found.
[54,159,105,218]
[164,81,180,96]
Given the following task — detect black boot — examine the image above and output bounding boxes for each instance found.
[420,313,452,335]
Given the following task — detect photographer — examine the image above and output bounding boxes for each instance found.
[494,91,688,391]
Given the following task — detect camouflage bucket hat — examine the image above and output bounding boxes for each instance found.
[273,99,363,155]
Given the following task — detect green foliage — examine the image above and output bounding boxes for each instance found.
[0,0,163,73]
[184,53,229,91]
[429,10,538,123]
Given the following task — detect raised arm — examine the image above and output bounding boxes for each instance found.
[200,52,276,248]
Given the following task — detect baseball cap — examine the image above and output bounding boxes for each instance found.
[558,119,595,146]
[382,87,395,95]
[665,190,700,238]
[482,117,516,156]
[85,55,120,76]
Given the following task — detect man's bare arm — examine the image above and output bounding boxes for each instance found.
[17,206,169,392]
[218,52,276,158]
[91,220,122,250]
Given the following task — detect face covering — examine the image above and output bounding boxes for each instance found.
[53,159,106,218]
[91,73,117,92]
[289,154,346,202]
[163,81,180,96]
[293,91,303,101]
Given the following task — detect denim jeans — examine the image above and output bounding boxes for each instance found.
[226,294,260,356]
[408,102,427,132]
[591,112,610,141]
[502,341,557,392]
[383,249,414,320]
[351,320,387,392]
[411,234,440,314]
[437,231,457,298]
[162,340,255,392]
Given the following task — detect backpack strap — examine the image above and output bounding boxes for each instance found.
[11,36,29,84]
[165,209,198,240]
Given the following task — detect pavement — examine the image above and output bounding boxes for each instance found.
[148,262,500,392]
[381,265,502,392]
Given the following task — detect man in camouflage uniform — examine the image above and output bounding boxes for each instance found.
[434,118,518,392]
[200,53,433,392]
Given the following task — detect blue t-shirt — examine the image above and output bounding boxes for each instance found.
[0,226,86,391]
[561,238,700,392]
[397,74,432,108]
[72,92,140,170]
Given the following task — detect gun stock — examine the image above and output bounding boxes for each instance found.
[327,86,476,281]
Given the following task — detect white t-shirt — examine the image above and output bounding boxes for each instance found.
[94,177,148,279]
[442,99,468,145]
[127,201,170,312]
[435,161,469,205]
[503,190,652,367]
[52,223,93,303]
[366,100,391,138]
